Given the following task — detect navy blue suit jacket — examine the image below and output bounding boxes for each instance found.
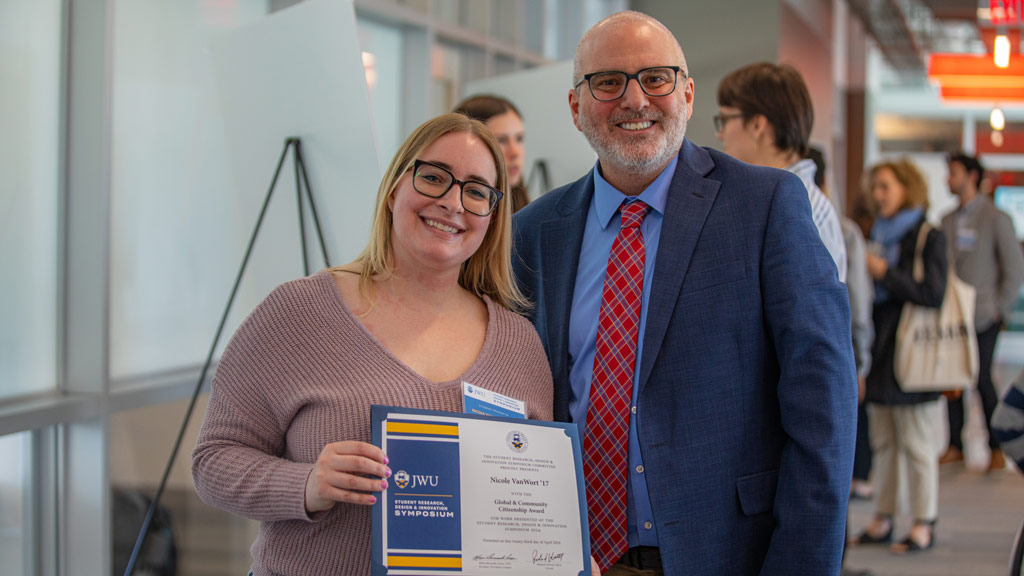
[512,140,857,575]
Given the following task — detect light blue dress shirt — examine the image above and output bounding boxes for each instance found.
[568,156,676,548]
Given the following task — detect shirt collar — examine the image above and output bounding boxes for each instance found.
[786,158,818,192]
[959,194,981,216]
[592,155,677,229]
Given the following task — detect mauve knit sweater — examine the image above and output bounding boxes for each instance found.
[192,270,554,576]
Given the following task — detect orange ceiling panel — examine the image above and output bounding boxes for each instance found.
[928,53,1024,78]
[928,53,1024,101]
[939,85,1024,101]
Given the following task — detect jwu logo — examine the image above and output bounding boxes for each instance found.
[393,470,439,489]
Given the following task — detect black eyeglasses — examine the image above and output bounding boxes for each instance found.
[574,66,686,102]
[713,113,745,132]
[411,159,503,217]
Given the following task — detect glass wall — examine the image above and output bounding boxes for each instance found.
[110,398,258,575]
[358,18,404,164]
[109,0,270,380]
[0,0,62,399]
[0,432,31,576]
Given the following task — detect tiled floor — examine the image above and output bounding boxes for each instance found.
[846,464,1023,576]
[846,377,1024,576]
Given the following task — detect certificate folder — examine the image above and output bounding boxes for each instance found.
[371,405,590,576]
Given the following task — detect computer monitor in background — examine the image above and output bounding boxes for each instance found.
[994,186,1024,241]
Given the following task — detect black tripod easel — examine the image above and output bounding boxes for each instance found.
[526,158,551,196]
[123,137,332,576]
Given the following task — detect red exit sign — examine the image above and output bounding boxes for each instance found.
[990,0,1023,25]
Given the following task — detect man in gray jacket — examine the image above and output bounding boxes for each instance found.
[939,153,1024,472]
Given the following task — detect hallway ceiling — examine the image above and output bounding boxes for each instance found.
[846,0,991,80]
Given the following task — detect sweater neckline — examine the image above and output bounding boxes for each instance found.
[313,269,497,387]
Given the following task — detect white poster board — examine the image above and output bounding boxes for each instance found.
[209,0,380,306]
[467,61,596,196]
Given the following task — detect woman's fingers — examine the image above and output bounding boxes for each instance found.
[305,441,392,512]
[330,440,389,464]
[321,450,391,481]
[315,482,383,506]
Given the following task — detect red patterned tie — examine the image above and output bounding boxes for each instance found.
[585,200,649,572]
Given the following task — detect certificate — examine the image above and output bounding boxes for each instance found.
[370,405,590,576]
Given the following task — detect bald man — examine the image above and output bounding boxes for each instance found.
[513,11,856,575]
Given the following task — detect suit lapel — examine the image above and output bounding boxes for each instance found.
[638,142,720,394]
[539,174,593,386]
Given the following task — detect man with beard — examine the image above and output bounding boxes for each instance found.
[939,153,1024,472]
[512,11,856,576]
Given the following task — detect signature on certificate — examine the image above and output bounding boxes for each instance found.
[473,553,518,561]
[531,549,566,566]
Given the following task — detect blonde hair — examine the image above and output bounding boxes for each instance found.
[865,158,930,214]
[336,113,529,311]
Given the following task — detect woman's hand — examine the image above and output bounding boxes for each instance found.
[304,441,391,513]
[591,555,600,576]
[865,252,888,280]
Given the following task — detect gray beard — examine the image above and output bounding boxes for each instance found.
[579,112,687,181]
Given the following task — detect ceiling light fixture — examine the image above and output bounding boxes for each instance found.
[995,34,1011,68]
[991,107,1006,131]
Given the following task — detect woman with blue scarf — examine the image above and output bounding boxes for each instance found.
[850,159,947,555]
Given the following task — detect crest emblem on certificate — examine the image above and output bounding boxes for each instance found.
[394,470,410,489]
[506,430,528,453]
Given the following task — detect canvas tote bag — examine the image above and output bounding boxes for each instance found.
[894,222,979,392]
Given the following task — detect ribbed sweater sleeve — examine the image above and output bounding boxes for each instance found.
[191,270,553,575]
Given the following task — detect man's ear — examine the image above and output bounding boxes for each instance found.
[569,89,582,132]
[683,76,695,120]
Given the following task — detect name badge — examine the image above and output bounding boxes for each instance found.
[956,227,976,252]
[462,381,526,419]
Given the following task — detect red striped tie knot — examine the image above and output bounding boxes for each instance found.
[621,200,649,229]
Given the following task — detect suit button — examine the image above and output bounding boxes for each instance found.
[644,521,653,530]
[635,465,644,474]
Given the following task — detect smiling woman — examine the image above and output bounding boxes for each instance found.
[191,113,554,576]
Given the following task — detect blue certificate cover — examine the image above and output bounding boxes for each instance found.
[371,405,589,576]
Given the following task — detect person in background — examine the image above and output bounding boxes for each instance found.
[938,153,1024,472]
[454,94,530,212]
[715,62,847,283]
[514,11,856,575]
[191,113,555,576]
[851,159,946,555]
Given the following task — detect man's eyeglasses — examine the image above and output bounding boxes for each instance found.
[411,159,503,217]
[574,66,686,102]
[713,113,745,132]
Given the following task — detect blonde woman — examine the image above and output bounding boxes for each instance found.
[192,114,553,576]
[850,159,947,554]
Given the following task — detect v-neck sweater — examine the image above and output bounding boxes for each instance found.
[192,270,553,576]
